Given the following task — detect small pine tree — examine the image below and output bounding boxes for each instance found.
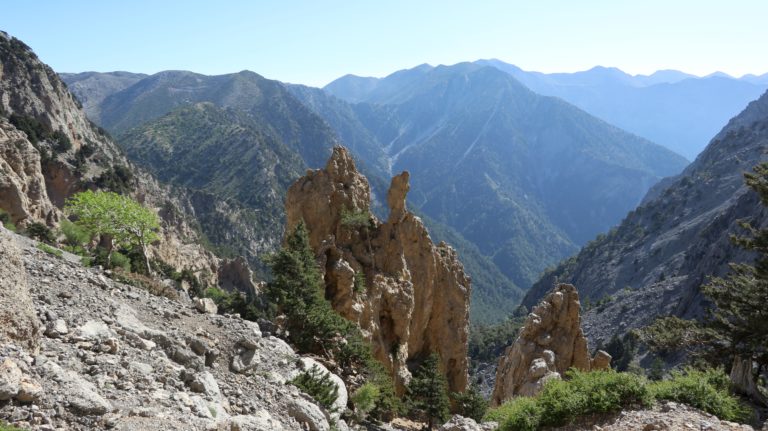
[451,385,488,423]
[406,353,450,430]
[290,364,339,413]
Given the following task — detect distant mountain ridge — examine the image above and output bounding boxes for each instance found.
[326,61,768,160]
[321,62,688,289]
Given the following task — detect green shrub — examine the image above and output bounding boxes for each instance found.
[487,370,652,430]
[60,219,91,248]
[0,209,17,232]
[340,208,372,229]
[52,130,72,152]
[649,367,750,422]
[351,382,380,420]
[25,222,55,243]
[37,243,63,258]
[290,364,339,413]
[452,385,488,423]
[537,370,652,426]
[353,271,366,293]
[486,368,751,430]
[486,396,542,431]
[110,251,132,272]
[0,421,26,431]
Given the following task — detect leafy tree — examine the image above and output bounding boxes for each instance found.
[406,353,450,429]
[65,190,160,274]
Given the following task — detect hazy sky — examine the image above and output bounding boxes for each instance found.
[3,0,767,87]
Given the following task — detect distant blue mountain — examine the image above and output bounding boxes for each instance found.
[472,60,768,159]
[326,61,767,160]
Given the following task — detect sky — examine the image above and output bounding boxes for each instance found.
[2,0,767,87]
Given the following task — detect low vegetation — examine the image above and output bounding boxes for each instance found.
[485,368,750,431]
[290,364,340,414]
[36,242,63,258]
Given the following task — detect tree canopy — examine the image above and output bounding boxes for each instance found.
[65,190,160,272]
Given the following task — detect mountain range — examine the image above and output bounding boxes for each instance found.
[327,61,768,160]
[62,63,691,323]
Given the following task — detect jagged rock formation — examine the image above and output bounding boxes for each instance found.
[0,225,352,430]
[491,284,611,405]
[285,146,471,394]
[525,89,768,347]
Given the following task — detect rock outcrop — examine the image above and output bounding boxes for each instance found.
[285,146,471,394]
[0,119,59,226]
[491,284,610,405]
[0,224,41,350]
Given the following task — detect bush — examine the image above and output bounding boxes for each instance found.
[486,368,752,430]
[537,370,652,426]
[25,222,55,243]
[52,130,72,153]
[487,370,652,430]
[0,209,17,232]
[353,271,366,293]
[290,364,339,413]
[110,251,132,272]
[485,396,541,431]
[649,367,750,422]
[452,385,488,423]
[37,243,63,258]
[60,219,91,249]
[351,382,380,421]
[340,208,372,229]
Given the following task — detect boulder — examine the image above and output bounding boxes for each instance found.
[491,284,611,405]
[287,397,329,431]
[0,358,22,401]
[194,297,218,314]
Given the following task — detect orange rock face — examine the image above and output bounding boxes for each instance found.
[285,146,471,394]
[491,284,611,405]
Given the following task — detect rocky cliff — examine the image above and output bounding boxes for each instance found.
[525,90,768,348]
[285,146,471,395]
[491,284,610,406]
[0,31,223,286]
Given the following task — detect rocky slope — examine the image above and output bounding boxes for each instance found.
[285,147,470,395]
[525,89,768,347]
[0,224,352,431]
[491,284,610,405]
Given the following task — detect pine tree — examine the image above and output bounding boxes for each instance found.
[701,163,768,369]
[406,353,450,429]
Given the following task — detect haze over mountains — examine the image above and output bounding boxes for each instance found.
[328,61,768,160]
